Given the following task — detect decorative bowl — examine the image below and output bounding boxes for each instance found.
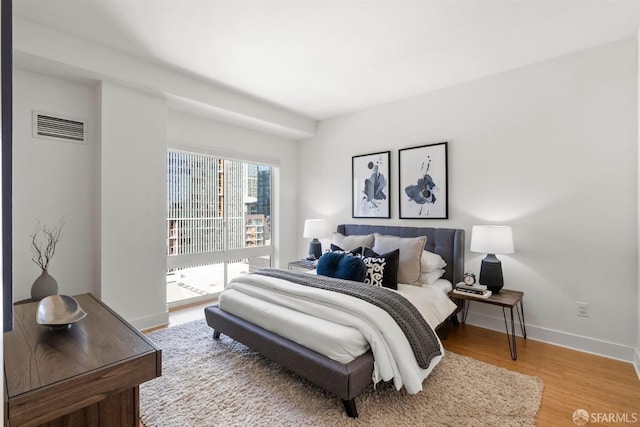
[36,295,87,329]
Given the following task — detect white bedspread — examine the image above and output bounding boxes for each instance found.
[397,283,456,328]
[219,274,456,394]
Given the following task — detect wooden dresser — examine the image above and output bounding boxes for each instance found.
[4,293,161,426]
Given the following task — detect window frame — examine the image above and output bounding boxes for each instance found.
[166,146,276,306]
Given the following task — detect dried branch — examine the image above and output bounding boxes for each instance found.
[30,219,64,271]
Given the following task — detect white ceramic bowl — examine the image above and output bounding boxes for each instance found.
[36,295,87,328]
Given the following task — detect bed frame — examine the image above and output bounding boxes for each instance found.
[204,224,465,418]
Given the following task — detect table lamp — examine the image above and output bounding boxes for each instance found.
[470,225,514,294]
[303,219,326,260]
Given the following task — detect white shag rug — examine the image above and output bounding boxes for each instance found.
[141,319,543,427]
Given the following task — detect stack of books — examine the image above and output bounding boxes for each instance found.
[453,282,492,298]
[299,258,317,267]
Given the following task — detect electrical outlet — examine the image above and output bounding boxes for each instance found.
[577,302,589,317]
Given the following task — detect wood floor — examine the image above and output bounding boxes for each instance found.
[143,304,640,427]
[442,323,640,426]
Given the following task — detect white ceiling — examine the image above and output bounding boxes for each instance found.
[13,0,640,120]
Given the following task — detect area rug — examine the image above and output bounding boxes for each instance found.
[140,319,543,427]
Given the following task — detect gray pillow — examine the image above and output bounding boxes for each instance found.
[331,232,374,252]
[373,233,427,285]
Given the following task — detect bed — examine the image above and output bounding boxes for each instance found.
[204,224,464,417]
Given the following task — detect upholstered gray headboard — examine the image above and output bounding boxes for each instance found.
[336,224,465,285]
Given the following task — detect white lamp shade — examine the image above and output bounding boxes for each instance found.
[470,225,514,254]
[303,219,327,238]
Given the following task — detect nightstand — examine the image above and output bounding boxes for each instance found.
[448,288,526,360]
[288,260,317,271]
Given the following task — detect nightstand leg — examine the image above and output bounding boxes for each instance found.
[502,307,518,360]
[461,299,470,323]
[517,299,527,339]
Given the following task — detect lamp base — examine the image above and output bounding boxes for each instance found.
[308,239,322,260]
[479,254,504,294]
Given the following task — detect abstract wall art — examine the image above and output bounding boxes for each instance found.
[352,151,390,218]
[399,142,448,219]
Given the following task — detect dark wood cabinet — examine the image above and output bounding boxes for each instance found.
[4,293,161,426]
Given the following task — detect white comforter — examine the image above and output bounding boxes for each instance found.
[219,274,452,394]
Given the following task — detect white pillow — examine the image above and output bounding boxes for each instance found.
[421,250,447,273]
[331,232,374,252]
[419,269,445,285]
[372,233,426,285]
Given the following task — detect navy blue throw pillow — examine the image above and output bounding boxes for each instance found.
[329,243,364,256]
[316,252,367,282]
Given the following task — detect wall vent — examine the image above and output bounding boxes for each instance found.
[32,111,87,144]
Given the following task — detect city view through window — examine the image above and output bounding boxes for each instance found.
[166,149,272,306]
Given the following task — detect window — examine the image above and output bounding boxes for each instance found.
[166,149,272,306]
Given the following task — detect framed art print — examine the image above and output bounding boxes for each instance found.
[399,142,448,219]
[352,151,390,218]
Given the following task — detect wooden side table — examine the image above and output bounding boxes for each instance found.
[448,288,526,360]
[4,293,162,426]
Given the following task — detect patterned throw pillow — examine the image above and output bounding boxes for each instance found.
[361,256,386,287]
[359,248,400,289]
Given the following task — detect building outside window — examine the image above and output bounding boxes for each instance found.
[166,149,272,306]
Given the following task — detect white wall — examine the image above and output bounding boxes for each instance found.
[13,69,98,300]
[11,19,304,330]
[12,72,170,329]
[13,18,315,141]
[1,6,5,419]
[99,82,168,328]
[299,38,639,361]
[636,28,640,378]
[10,71,299,330]
[167,110,299,268]
[10,13,638,363]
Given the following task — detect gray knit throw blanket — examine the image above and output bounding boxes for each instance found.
[254,268,442,369]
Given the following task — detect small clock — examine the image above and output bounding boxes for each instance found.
[463,273,476,286]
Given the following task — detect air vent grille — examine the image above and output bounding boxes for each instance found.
[32,111,87,144]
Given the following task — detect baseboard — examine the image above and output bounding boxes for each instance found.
[634,347,640,380]
[464,312,636,363]
[129,311,170,331]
